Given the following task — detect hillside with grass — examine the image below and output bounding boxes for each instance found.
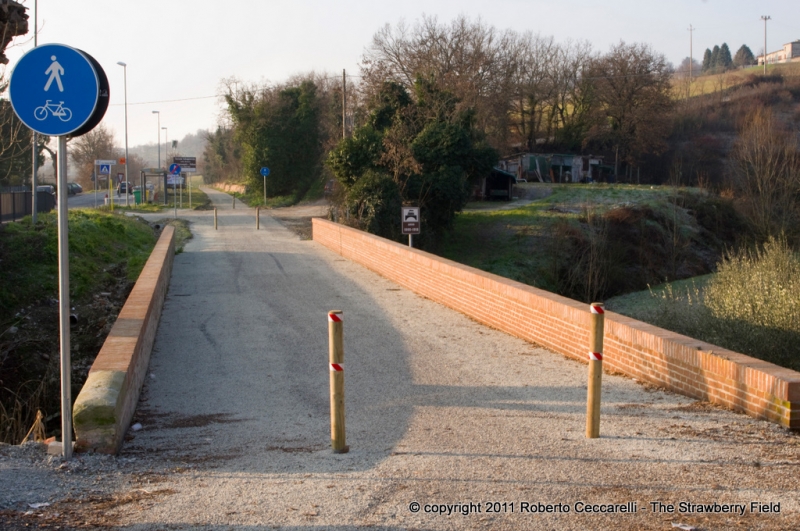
[441,183,748,303]
[0,212,164,444]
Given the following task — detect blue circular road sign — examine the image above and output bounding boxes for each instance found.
[260,167,270,177]
[9,44,100,136]
[169,164,182,175]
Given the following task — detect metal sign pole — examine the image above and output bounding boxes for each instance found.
[57,136,72,459]
[93,163,97,208]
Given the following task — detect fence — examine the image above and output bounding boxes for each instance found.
[0,192,56,223]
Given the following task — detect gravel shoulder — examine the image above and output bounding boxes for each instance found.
[1,187,798,531]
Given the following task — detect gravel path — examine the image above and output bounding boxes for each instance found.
[1,187,798,530]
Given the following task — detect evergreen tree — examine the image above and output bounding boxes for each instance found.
[226,80,322,198]
[327,79,497,246]
[719,43,733,70]
[733,44,756,68]
[702,48,712,72]
[710,45,721,71]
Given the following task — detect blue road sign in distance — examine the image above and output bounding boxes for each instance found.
[99,164,111,175]
[9,44,99,136]
[260,167,270,177]
[169,164,181,175]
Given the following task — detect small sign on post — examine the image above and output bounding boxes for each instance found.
[172,156,197,172]
[402,206,420,248]
[9,43,109,461]
[260,167,270,204]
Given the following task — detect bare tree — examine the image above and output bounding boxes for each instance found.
[0,0,28,65]
[361,15,517,151]
[584,41,674,178]
[730,108,800,240]
[69,124,120,189]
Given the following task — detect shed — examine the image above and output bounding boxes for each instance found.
[476,168,517,201]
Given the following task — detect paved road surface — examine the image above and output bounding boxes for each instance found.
[40,187,800,530]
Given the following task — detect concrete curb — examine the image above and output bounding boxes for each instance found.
[73,225,176,453]
[312,218,800,429]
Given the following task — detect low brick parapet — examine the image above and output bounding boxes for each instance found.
[312,218,800,428]
[73,225,175,453]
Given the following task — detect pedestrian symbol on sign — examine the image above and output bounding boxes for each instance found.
[44,55,65,92]
[99,164,111,175]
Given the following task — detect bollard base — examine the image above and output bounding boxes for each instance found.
[332,444,350,454]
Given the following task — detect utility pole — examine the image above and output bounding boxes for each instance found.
[761,15,771,75]
[688,24,694,83]
[342,69,346,139]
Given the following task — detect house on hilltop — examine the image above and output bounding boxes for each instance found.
[758,40,800,66]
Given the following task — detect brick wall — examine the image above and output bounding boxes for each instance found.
[313,218,800,428]
[73,226,176,453]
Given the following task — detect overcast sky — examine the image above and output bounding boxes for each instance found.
[5,0,799,160]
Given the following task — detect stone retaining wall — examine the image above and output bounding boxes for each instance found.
[312,218,800,428]
[73,226,176,453]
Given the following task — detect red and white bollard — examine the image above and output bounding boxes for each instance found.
[328,310,348,453]
[586,303,604,438]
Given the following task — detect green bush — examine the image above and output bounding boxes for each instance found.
[647,237,800,370]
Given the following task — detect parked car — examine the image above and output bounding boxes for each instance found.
[117,181,132,195]
[66,182,82,195]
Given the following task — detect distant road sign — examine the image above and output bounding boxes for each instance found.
[402,207,420,235]
[9,44,101,136]
[99,164,111,175]
[173,156,197,172]
[95,159,116,166]
[169,164,181,175]
[117,173,124,184]
[260,167,270,177]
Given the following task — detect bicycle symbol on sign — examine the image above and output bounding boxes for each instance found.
[34,100,72,122]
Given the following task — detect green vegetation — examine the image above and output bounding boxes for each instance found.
[224,80,324,201]
[0,210,159,444]
[0,210,156,318]
[441,183,746,302]
[327,79,497,247]
[607,239,800,371]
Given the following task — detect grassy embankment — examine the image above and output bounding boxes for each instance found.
[0,211,168,444]
[442,182,742,301]
[607,239,800,372]
[673,62,800,99]
[445,185,800,371]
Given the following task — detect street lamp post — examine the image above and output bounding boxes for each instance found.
[162,126,168,206]
[152,110,161,204]
[152,110,161,168]
[117,62,129,207]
